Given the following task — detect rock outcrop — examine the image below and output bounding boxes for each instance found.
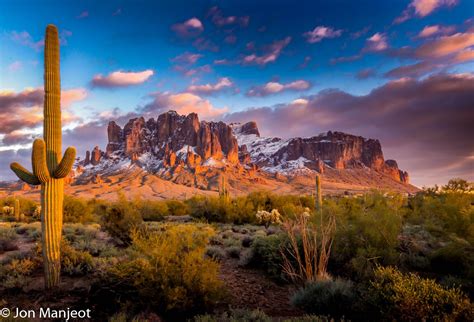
[80,110,410,184]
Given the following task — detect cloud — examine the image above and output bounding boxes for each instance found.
[0,87,87,146]
[207,6,249,28]
[384,61,443,78]
[416,32,474,58]
[246,80,311,97]
[192,37,219,52]
[171,52,203,65]
[330,54,362,64]
[112,8,122,16]
[303,26,342,43]
[243,37,291,66]
[9,31,44,50]
[454,48,474,63]
[395,0,458,24]
[356,68,376,79]
[7,61,22,71]
[173,64,212,77]
[142,92,228,119]
[171,17,203,37]
[418,25,456,38]
[364,33,388,52]
[187,77,234,95]
[91,70,154,88]
[223,73,474,186]
[77,11,89,19]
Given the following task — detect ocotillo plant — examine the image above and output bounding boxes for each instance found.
[14,199,20,222]
[315,174,322,214]
[10,24,76,289]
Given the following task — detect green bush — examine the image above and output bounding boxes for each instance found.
[194,309,271,322]
[330,192,404,279]
[99,224,223,314]
[291,278,355,318]
[166,199,189,216]
[61,240,94,276]
[247,234,287,280]
[370,266,472,321]
[0,226,18,253]
[138,200,169,221]
[429,242,474,278]
[101,194,143,245]
[63,195,95,223]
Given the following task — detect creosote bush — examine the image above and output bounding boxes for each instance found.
[291,278,355,318]
[370,266,472,321]
[99,224,223,314]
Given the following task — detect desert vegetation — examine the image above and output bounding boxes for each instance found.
[0,178,472,320]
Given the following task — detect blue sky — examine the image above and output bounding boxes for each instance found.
[0,0,473,186]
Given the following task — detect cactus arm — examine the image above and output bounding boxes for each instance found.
[32,139,51,183]
[10,162,41,185]
[53,146,76,178]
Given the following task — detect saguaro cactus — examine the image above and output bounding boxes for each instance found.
[315,174,322,214]
[14,199,20,222]
[10,25,76,289]
[220,175,230,201]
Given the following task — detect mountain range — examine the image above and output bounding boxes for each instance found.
[2,110,418,200]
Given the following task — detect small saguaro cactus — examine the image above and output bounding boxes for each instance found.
[14,199,20,222]
[315,174,322,214]
[219,175,230,201]
[10,24,76,289]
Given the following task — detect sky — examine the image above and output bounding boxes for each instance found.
[0,0,473,187]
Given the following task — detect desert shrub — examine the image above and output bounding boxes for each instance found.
[291,278,355,318]
[406,184,473,242]
[194,309,271,322]
[99,224,223,314]
[0,226,18,253]
[256,209,282,228]
[226,245,241,258]
[187,196,230,222]
[0,197,38,218]
[61,240,94,276]
[138,200,169,221]
[247,234,288,280]
[206,245,227,261]
[330,192,404,279]
[369,266,472,321]
[429,242,474,278]
[165,199,189,216]
[0,257,38,289]
[101,194,143,245]
[63,195,95,223]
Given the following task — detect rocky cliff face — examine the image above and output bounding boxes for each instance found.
[81,110,410,184]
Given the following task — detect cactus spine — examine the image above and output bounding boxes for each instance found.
[10,25,76,289]
[315,174,322,214]
[14,199,20,222]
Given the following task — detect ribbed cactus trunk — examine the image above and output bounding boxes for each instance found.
[14,199,20,222]
[10,24,76,290]
[42,24,63,289]
[315,175,322,214]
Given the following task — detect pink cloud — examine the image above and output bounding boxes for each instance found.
[0,87,87,139]
[77,11,89,19]
[303,26,342,43]
[187,77,233,95]
[418,25,456,38]
[364,33,388,52]
[171,52,203,65]
[8,61,22,71]
[173,64,212,77]
[454,48,474,63]
[395,0,458,24]
[143,92,228,120]
[207,6,249,28]
[247,79,311,97]
[91,70,154,88]
[242,37,291,66]
[416,32,474,58]
[10,31,44,50]
[171,17,204,37]
[193,37,219,52]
